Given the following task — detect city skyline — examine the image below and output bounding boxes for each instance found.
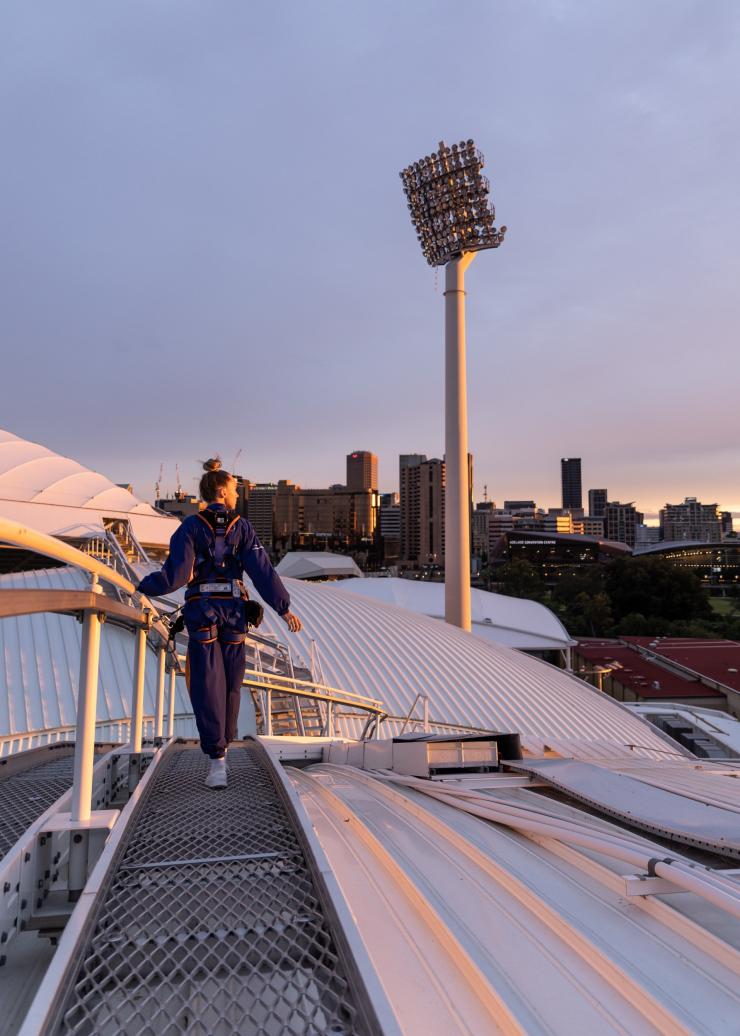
[148,445,736,526]
[1,3,739,518]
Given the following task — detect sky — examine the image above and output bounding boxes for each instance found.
[1,1,738,521]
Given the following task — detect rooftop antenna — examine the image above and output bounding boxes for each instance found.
[483,484,488,503]
[400,138,506,631]
[155,464,164,501]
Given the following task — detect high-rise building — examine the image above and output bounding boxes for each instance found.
[472,503,493,558]
[379,492,401,561]
[247,483,277,547]
[400,455,445,566]
[399,453,473,567]
[273,480,301,545]
[660,498,722,543]
[721,512,734,538]
[604,501,643,547]
[587,488,607,518]
[561,458,582,510]
[346,451,378,492]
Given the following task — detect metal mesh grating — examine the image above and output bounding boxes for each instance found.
[52,746,365,1036]
[0,754,75,857]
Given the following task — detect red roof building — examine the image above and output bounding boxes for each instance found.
[573,638,737,715]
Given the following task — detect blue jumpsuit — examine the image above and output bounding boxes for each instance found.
[137,505,291,758]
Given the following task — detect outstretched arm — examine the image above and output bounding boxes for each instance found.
[241,531,302,632]
[137,522,196,597]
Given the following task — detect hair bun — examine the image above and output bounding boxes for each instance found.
[203,457,222,473]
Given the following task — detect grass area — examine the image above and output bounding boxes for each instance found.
[710,597,734,615]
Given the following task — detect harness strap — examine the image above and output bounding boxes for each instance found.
[190,510,242,585]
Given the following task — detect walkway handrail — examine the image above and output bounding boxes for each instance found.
[241,667,384,709]
[0,713,195,757]
[0,518,181,819]
[0,517,136,595]
[0,587,149,625]
[242,676,386,717]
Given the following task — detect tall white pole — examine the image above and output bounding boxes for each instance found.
[444,251,475,631]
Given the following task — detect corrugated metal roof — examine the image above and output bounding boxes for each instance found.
[0,565,674,757]
[335,576,574,651]
[250,581,676,757]
[290,764,740,1034]
[0,567,191,736]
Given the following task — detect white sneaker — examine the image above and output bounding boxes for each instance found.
[205,757,227,789]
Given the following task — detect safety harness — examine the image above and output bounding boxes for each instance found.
[182,509,263,647]
[187,509,243,599]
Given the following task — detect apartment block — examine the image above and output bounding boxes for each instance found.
[660,497,722,543]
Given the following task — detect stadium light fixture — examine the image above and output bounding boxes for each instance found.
[400,139,506,632]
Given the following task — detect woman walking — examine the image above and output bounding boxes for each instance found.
[137,459,301,788]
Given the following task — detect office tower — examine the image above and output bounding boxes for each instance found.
[274,480,301,545]
[400,455,445,565]
[472,504,493,557]
[346,451,378,492]
[588,488,607,518]
[247,483,277,547]
[604,501,643,548]
[379,493,401,561]
[561,458,582,510]
[660,498,722,543]
[721,512,734,538]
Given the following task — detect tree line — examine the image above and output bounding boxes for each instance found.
[494,556,740,639]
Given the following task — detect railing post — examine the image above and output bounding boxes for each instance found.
[154,646,165,740]
[423,695,430,733]
[70,586,102,823]
[69,576,103,898]
[167,666,176,738]
[326,701,334,738]
[130,625,147,753]
[265,688,273,736]
[129,615,149,790]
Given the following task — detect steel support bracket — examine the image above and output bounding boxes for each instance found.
[41,810,119,836]
[623,873,682,897]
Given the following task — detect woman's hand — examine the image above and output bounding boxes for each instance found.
[283,611,302,633]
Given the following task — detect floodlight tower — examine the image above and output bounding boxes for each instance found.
[400,140,506,631]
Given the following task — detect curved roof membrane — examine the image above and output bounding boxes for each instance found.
[0,566,192,737]
[253,580,677,758]
[0,430,178,546]
[335,576,573,651]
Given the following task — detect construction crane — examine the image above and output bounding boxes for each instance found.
[155,464,164,501]
[175,464,182,497]
[231,448,243,472]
